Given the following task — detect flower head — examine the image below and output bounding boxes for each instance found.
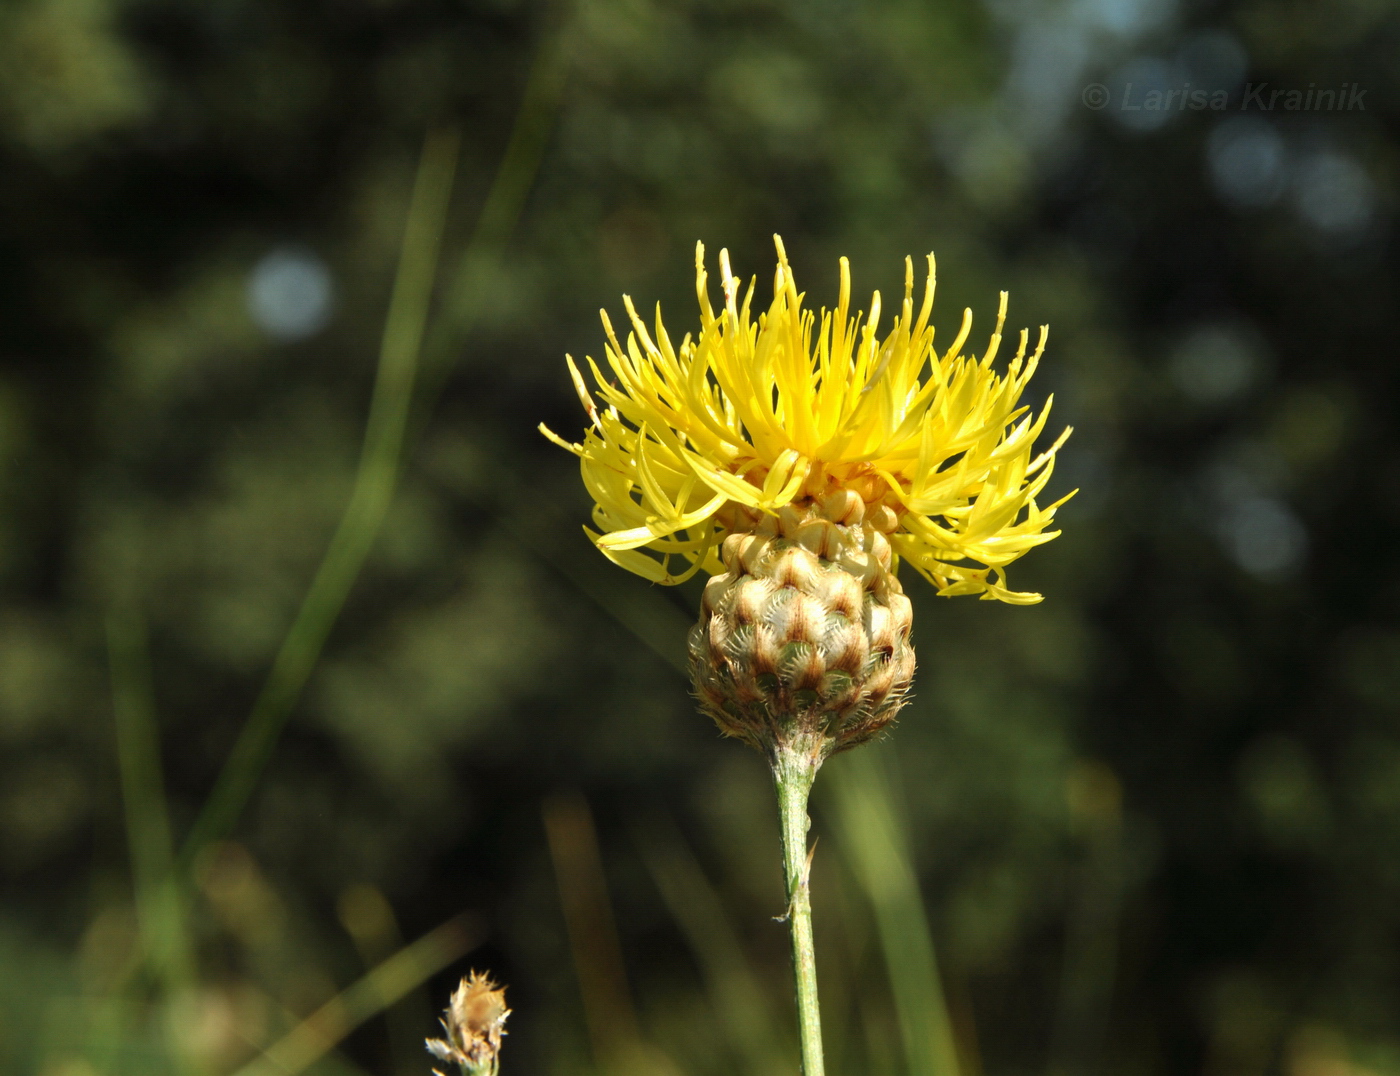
[427,971,510,1076]
[542,236,1072,604]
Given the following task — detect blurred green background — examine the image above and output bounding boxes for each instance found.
[2,0,1398,1073]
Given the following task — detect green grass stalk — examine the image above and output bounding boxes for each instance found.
[827,746,962,1076]
[420,2,571,389]
[177,127,460,868]
[107,604,201,1073]
[637,818,790,1076]
[233,914,478,1076]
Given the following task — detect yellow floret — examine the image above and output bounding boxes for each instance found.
[541,236,1073,603]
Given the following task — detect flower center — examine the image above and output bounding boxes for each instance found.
[723,457,905,536]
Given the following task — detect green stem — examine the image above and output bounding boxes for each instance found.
[772,743,826,1076]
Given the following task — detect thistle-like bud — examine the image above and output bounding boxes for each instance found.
[426,972,510,1076]
[689,493,915,762]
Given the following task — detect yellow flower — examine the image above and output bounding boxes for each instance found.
[541,236,1073,604]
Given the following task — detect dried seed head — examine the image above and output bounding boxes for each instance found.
[689,498,916,762]
[426,971,510,1076]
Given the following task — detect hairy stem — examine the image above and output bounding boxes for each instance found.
[772,742,826,1076]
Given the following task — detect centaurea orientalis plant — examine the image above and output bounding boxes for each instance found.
[543,236,1073,1076]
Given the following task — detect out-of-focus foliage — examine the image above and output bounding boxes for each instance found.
[2,0,1400,1073]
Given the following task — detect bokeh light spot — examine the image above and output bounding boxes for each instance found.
[1220,495,1307,577]
[1169,321,1265,404]
[246,246,335,342]
[1292,152,1375,237]
[1207,116,1286,207]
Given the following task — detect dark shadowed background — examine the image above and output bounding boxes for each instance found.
[2,0,1399,1074]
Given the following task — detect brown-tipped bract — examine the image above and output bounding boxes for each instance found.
[689,498,915,760]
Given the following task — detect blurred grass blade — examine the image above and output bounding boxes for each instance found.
[510,506,693,676]
[545,792,682,1076]
[826,746,963,1076]
[107,606,195,996]
[635,817,792,1076]
[1047,764,1127,1076]
[232,912,479,1076]
[543,791,642,1067]
[178,127,460,867]
[337,884,429,1076]
[420,0,571,386]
